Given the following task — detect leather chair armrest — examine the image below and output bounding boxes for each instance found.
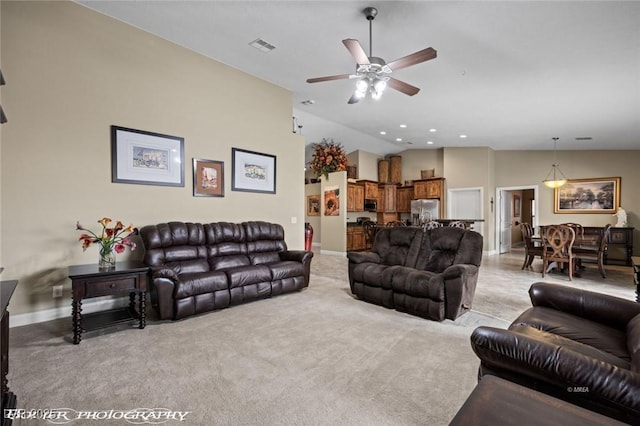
[529,282,640,329]
[279,250,314,265]
[347,251,381,264]
[471,326,640,415]
[151,267,179,282]
[149,267,178,320]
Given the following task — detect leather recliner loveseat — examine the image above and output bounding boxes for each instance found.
[347,226,483,321]
[139,221,313,320]
[470,282,640,424]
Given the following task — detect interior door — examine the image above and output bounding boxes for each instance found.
[499,190,512,253]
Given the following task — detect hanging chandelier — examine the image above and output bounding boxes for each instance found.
[542,137,568,188]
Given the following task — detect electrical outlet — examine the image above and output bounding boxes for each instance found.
[52,285,63,298]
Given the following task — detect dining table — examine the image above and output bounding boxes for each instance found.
[530,226,603,277]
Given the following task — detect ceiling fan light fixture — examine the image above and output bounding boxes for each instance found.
[373,78,387,92]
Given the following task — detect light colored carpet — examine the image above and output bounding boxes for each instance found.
[7,249,635,425]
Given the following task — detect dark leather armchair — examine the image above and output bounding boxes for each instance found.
[470,282,640,424]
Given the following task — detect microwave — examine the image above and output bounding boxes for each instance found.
[364,199,377,212]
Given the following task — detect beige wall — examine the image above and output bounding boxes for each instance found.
[304,183,321,245]
[319,171,347,254]
[1,1,305,315]
[400,148,443,183]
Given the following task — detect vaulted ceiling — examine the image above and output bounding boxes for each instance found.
[78,1,640,157]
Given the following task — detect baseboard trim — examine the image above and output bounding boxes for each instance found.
[320,249,346,256]
[10,297,128,328]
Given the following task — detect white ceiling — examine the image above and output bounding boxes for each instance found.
[78,1,640,157]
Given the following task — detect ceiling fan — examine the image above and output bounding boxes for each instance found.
[306,6,437,104]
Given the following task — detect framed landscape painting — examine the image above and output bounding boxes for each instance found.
[554,177,620,214]
[231,148,276,194]
[111,126,184,187]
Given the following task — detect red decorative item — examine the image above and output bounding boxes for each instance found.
[304,222,314,251]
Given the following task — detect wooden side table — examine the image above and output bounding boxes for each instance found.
[68,262,148,345]
[1,280,18,426]
[632,256,640,303]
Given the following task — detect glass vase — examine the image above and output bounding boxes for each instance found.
[98,246,116,270]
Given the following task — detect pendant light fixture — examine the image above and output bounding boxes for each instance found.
[542,137,567,188]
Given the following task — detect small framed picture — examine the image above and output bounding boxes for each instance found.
[231,148,276,194]
[307,195,320,216]
[193,158,224,197]
[111,126,184,187]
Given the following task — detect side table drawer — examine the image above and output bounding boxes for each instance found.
[84,277,138,297]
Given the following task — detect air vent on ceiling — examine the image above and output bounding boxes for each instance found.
[300,100,315,106]
[249,38,276,53]
[575,137,593,141]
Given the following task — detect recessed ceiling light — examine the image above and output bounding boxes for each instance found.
[396,138,402,142]
[399,124,407,128]
[429,128,437,133]
[460,134,468,138]
[380,131,387,135]
[427,141,434,145]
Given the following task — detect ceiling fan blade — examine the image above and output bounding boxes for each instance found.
[342,39,370,65]
[387,47,437,71]
[387,77,421,96]
[306,74,352,84]
[347,93,361,104]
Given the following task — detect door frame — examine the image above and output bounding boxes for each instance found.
[495,185,539,255]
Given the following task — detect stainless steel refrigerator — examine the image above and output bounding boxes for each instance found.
[411,199,440,225]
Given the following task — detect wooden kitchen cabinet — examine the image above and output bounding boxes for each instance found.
[347,183,364,212]
[378,184,398,212]
[397,187,413,213]
[347,225,365,251]
[359,180,379,200]
[413,178,444,200]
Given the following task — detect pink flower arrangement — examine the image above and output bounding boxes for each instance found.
[76,217,137,255]
[308,138,348,179]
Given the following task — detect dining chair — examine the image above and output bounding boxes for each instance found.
[542,224,576,280]
[385,220,406,228]
[574,224,611,278]
[520,222,543,270]
[560,222,584,238]
[448,221,466,229]
[422,221,443,231]
[362,220,378,250]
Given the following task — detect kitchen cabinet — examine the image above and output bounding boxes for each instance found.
[347,183,364,212]
[359,180,379,200]
[347,225,365,251]
[413,178,444,200]
[397,187,413,213]
[378,184,398,212]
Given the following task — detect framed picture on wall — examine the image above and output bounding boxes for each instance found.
[231,148,276,194]
[111,126,185,187]
[554,177,621,214]
[307,195,320,216]
[193,158,224,197]
[513,195,521,217]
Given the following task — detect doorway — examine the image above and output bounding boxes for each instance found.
[495,185,539,254]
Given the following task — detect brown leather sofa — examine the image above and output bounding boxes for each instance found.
[470,282,640,424]
[139,221,313,320]
[347,226,483,321]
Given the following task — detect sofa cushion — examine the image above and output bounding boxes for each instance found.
[372,227,422,267]
[512,306,630,361]
[627,314,640,373]
[174,271,228,299]
[268,261,305,281]
[386,266,442,299]
[351,262,391,288]
[509,324,631,370]
[225,265,272,288]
